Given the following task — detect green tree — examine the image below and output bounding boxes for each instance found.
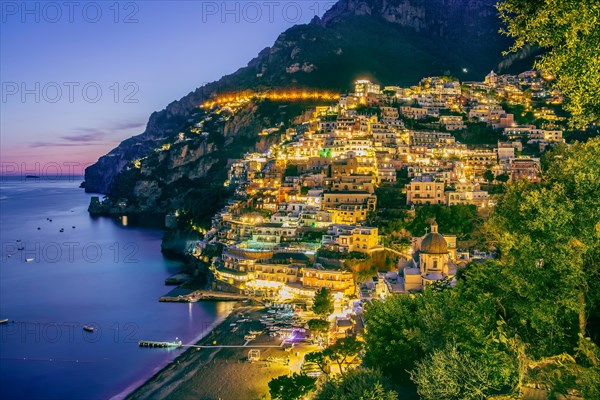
[542,140,600,332]
[305,350,330,376]
[268,373,316,400]
[314,368,398,400]
[312,287,334,316]
[308,318,330,336]
[483,139,600,354]
[410,345,501,400]
[495,173,509,183]
[363,295,424,382]
[283,164,299,178]
[360,140,600,396]
[498,0,600,127]
[407,204,481,240]
[324,336,364,376]
[483,169,495,183]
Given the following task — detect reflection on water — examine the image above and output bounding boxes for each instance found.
[0,178,229,399]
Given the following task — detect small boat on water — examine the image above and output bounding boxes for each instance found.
[59,228,64,233]
[0,319,9,324]
[25,258,34,262]
[83,325,95,332]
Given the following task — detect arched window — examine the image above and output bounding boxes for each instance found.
[433,260,438,269]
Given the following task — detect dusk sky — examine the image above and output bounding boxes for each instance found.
[1,1,333,175]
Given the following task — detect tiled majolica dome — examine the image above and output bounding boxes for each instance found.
[420,223,448,254]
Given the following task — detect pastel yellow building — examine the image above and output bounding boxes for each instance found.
[323,191,377,211]
[330,205,368,224]
[406,175,446,205]
[213,247,356,297]
[321,224,379,253]
[301,268,355,296]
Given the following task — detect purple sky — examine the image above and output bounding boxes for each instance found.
[1,1,333,175]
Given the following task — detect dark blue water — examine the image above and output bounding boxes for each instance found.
[0,177,233,399]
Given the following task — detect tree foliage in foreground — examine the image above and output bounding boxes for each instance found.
[268,373,316,400]
[363,139,600,397]
[306,336,364,377]
[410,345,502,400]
[312,287,334,316]
[324,336,364,376]
[498,0,600,127]
[307,318,330,335]
[314,368,398,400]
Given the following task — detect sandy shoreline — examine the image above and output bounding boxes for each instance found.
[108,304,238,400]
[120,303,303,400]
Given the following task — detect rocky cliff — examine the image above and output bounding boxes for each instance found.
[98,97,317,231]
[83,0,522,194]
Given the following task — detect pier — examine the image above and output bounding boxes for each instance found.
[138,340,182,348]
[139,337,291,350]
[159,289,256,303]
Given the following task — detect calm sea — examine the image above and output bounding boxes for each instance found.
[0,177,233,399]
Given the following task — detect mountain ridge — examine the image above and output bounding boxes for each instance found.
[83,0,523,194]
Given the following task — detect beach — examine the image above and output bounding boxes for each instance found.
[125,304,320,400]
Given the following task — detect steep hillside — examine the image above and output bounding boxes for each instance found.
[91,98,325,229]
[83,0,520,194]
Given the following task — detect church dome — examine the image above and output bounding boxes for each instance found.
[420,223,448,254]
